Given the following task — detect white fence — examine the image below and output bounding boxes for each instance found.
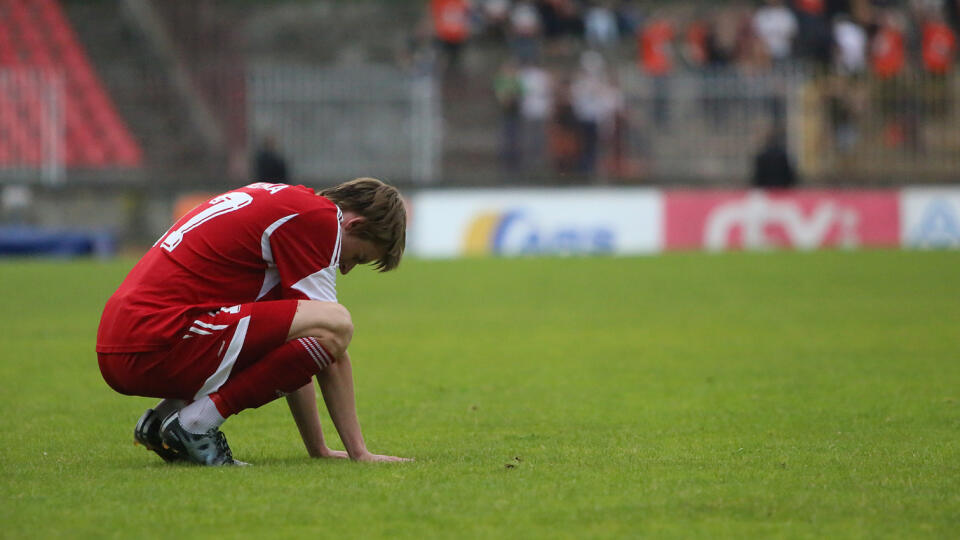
[247,64,441,184]
[0,68,65,184]
[619,67,802,183]
[619,66,960,184]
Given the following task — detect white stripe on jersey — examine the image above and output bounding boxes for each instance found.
[288,205,342,302]
[331,206,343,268]
[193,315,250,399]
[257,213,299,300]
[291,265,337,302]
[189,327,212,336]
[193,320,229,330]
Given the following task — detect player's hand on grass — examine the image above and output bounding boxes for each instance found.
[352,450,413,463]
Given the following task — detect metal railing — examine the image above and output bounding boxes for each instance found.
[247,64,441,185]
[619,66,960,184]
[3,61,957,187]
[0,68,64,185]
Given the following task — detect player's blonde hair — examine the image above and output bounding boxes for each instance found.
[320,177,406,272]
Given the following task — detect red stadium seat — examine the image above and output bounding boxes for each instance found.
[0,89,36,163]
[0,24,17,65]
[0,0,142,168]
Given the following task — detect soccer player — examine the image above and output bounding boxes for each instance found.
[96,178,411,466]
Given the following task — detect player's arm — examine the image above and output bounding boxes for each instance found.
[267,207,343,457]
[270,208,408,462]
[316,351,412,462]
[285,382,348,459]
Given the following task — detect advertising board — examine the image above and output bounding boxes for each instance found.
[664,190,900,251]
[900,188,960,249]
[409,189,662,258]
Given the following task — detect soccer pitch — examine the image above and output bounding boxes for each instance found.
[1,250,958,538]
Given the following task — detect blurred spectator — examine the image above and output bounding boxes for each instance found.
[519,60,554,172]
[871,12,906,79]
[824,0,853,20]
[706,8,742,68]
[639,16,675,76]
[549,75,581,174]
[920,11,957,74]
[494,59,524,171]
[794,0,834,66]
[849,0,873,26]
[571,51,610,174]
[948,0,960,36]
[431,0,471,73]
[536,0,563,40]
[919,9,955,130]
[795,0,825,14]
[638,15,675,128]
[683,17,710,68]
[253,135,288,182]
[537,0,584,42]
[598,75,628,179]
[752,0,798,65]
[871,11,917,151]
[478,0,511,42]
[584,1,620,49]
[615,1,644,39]
[824,74,863,153]
[408,0,957,184]
[509,1,542,63]
[752,126,797,188]
[833,14,868,74]
[738,22,773,72]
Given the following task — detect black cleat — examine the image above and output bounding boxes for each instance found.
[134,408,182,463]
[159,413,247,466]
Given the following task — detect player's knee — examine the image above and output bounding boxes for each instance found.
[293,300,353,358]
[327,303,354,355]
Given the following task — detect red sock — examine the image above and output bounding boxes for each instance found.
[212,337,335,417]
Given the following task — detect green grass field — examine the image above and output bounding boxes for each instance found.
[1,250,958,538]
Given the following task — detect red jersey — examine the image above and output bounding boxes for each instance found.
[794,0,823,16]
[639,20,675,76]
[922,22,956,74]
[872,26,905,79]
[97,182,342,353]
[685,21,708,67]
[431,0,469,43]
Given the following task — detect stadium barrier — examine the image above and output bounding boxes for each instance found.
[247,64,440,184]
[410,189,662,257]
[0,225,115,257]
[901,188,960,249]
[0,68,65,184]
[617,66,960,185]
[407,187,960,257]
[664,190,900,251]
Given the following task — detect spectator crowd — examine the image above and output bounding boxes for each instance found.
[419,0,959,180]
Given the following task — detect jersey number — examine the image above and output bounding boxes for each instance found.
[159,191,253,252]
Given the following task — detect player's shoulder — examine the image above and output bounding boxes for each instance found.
[242,182,336,213]
[240,183,340,236]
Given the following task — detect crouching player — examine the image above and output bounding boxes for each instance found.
[96,178,411,466]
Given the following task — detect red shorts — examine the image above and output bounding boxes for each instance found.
[97,300,298,401]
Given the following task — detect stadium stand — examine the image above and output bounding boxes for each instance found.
[0,0,142,169]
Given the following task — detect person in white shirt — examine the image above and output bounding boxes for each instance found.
[519,61,554,172]
[833,14,868,74]
[753,0,798,63]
